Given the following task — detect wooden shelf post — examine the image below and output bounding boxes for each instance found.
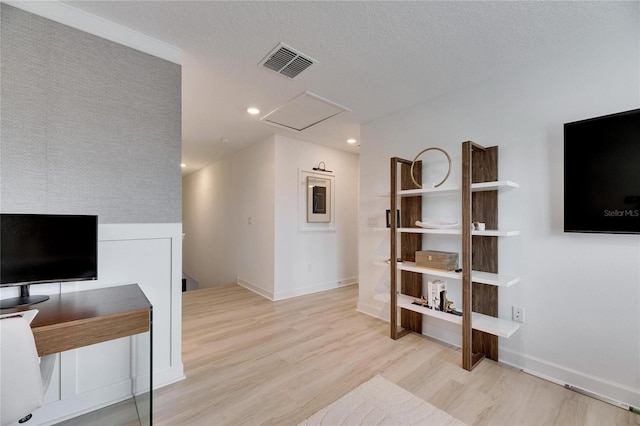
[390,157,422,339]
[462,141,500,370]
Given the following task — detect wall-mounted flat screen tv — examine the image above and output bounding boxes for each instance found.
[564,108,640,234]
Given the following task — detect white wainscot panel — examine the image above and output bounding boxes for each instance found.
[31,223,184,425]
[97,237,173,374]
[73,338,131,395]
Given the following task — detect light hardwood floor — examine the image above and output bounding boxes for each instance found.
[66,284,639,425]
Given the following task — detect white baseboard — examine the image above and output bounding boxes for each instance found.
[237,278,274,300]
[500,347,640,408]
[34,364,185,425]
[238,277,358,301]
[361,295,640,407]
[153,364,186,390]
[133,363,185,394]
[35,379,134,425]
[273,277,358,301]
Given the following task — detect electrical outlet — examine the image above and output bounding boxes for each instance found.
[367,216,378,227]
[512,306,525,323]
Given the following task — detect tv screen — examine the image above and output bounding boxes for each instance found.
[564,108,640,234]
[0,214,98,286]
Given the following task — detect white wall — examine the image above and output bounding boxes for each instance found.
[358,5,640,408]
[273,135,359,300]
[182,134,359,300]
[232,137,277,297]
[182,136,276,295]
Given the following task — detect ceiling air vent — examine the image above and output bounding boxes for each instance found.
[260,43,317,79]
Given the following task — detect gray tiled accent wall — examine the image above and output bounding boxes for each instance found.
[0,4,181,223]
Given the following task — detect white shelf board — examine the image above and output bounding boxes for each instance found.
[397,186,460,197]
[394,262,518,287]
[470,270,519,287]
[396,227,518,236]
[471,180,519,191]
[397,294,462,325]
[386,181,518,198]
[396,262,462,280]
[397,227,461,235]
[471,312,520,338]
[395,294,520,338]
[472,229,520,237]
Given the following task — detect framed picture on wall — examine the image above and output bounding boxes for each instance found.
[307,176,331,223]
[298,169,335,232]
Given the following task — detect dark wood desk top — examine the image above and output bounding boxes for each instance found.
[2,284,151,356]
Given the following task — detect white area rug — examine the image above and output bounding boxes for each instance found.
[299,375,466,426]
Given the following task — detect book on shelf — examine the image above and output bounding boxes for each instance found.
[428,279,447,310]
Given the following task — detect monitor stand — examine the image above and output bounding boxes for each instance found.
[0,284,50,309]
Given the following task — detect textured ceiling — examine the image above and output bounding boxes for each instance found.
[61,1,636,174]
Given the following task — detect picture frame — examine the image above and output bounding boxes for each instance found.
[298,169,335,232]
[307,176,331,223]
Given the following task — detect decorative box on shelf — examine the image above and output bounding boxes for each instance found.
[415,250,459,271]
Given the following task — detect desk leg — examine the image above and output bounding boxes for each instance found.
[133,306,152,425]
[149,306,153,425]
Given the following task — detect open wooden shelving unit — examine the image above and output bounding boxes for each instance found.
[388,141,520,371]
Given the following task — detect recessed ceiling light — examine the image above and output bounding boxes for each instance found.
[247,107,260,115]
[347,138,357,144]
[180,163,186,168]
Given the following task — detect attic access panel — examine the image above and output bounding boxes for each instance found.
[260,91,351,132]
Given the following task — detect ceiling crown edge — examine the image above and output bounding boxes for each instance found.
[3,0,182,65]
